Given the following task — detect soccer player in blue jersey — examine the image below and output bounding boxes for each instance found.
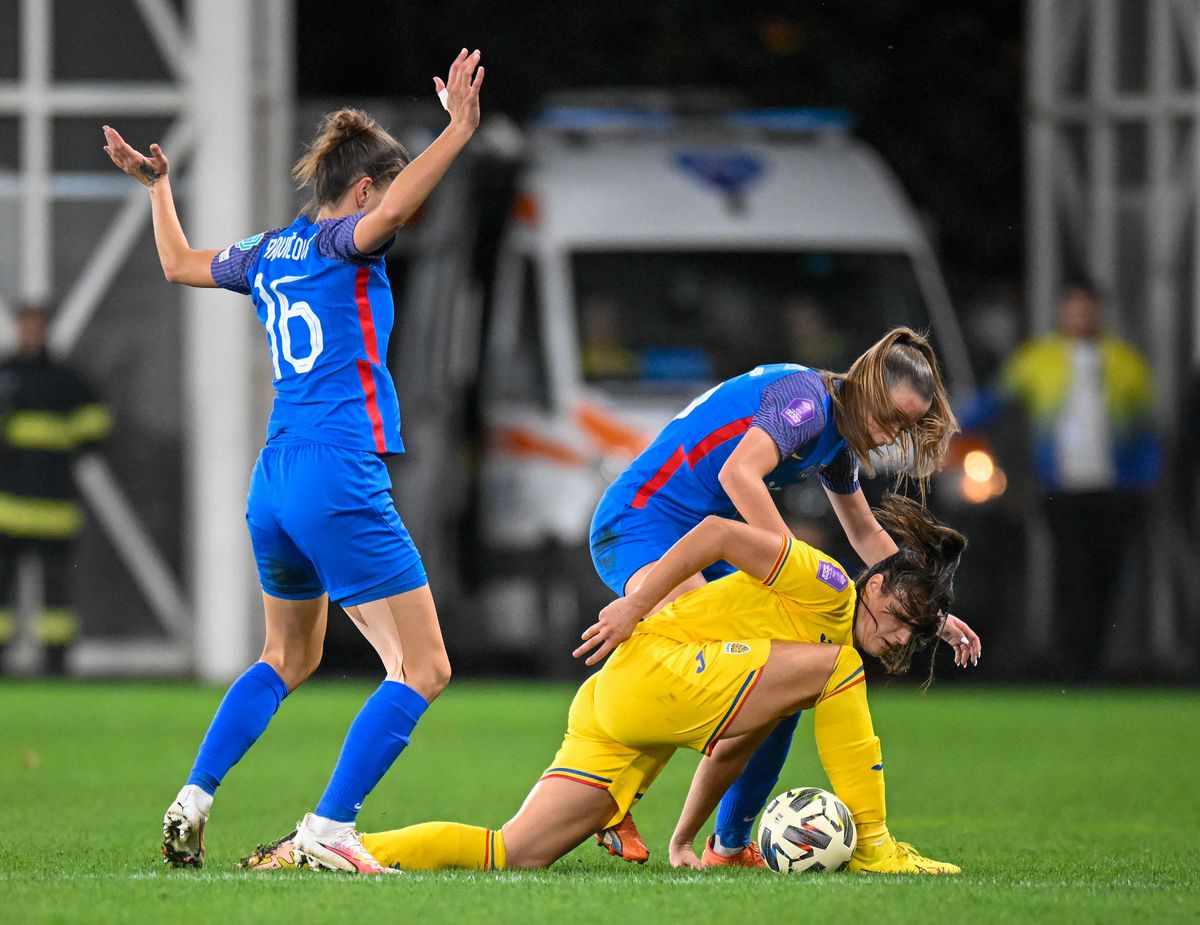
[102,49,484,874]
[587,328,982,868]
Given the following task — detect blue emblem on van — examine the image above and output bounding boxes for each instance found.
[674,151,764,203]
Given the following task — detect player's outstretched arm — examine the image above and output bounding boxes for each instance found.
[668,728,772,868]
[101,125,219,288]
[353,48,485,254]
[573,518,785,666]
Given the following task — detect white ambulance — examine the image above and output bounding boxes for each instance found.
[475,101,975,668]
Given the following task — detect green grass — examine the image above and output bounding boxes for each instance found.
[1,681,1197,924]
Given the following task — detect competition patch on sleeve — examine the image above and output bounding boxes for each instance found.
[233,232,265,252]
[781,397,816,427]
[216,245,231,263]
[816,560,849,592]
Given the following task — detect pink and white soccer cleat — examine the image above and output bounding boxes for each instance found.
[292,813,396,875]
[239,830,300,871]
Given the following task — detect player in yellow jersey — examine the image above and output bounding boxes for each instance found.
[243,495,963,875]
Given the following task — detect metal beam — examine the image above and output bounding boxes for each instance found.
[186,0,260,682]
[48,122,193,357]
[132,0,194,80]
[19,0,51,303]
[0,82,185,114]
[74,455,190,639]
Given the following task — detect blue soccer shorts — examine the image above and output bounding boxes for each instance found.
[245,439,427,606]
[589,495,736,596]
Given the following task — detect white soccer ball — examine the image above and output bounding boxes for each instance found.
[757,787,857,873]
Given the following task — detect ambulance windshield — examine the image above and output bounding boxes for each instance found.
[572,250,931,390]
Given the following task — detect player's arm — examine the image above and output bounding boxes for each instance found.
[573,517,785,666]
[824,486,898,566]
[353,49,484,254]
[667,728,774,868]
[825,485,980,666]
[717,426,794,538]
[101,126,219,287]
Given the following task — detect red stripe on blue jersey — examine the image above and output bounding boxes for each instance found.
[354,268,387,453]
[631,416,753,509]
[355,267,381,364]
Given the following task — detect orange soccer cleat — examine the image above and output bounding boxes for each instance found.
[594,812,650,864]
[700,834,767,868]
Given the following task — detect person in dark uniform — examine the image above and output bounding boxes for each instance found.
[0,304,111,674]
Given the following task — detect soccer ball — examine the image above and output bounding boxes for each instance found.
[757,787,856,873]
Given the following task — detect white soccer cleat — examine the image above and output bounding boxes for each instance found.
[292,813,395,875]
[162,784,212,868]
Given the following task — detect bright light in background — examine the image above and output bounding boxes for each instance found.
[963,449,994,482]
[960,448,1006,504]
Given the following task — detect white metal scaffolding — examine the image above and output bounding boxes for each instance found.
[0,0,295,680]
[1026,0,1199,669]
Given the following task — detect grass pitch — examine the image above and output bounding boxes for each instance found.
[1,680,1196,924]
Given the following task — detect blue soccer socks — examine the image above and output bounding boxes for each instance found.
[314,680,429,824]
[186,661,290,795]
[713,711,801,849]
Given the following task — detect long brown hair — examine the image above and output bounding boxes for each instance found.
[292,109,410,218]
[820,327,958,491]
[854,493,967,678]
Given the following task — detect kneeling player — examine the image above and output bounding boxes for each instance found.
[244,495,963,875]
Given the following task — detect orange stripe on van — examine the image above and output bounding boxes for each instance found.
[574,403,652,458]
[489,426,587,466]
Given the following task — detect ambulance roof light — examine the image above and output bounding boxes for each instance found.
[723,108,854,133]
[534,106,675,133]
[532,104,854,137]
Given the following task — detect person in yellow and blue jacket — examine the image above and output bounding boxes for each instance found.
[0,305,112,674]
[959,280,1160,678]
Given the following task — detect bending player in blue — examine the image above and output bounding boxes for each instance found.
[103,48,484,874]
[585,328,982,868]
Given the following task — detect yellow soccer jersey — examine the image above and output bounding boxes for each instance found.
[633,536,856,647]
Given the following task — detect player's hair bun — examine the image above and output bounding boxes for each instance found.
[326,108,377,142]
[292,108,410,216]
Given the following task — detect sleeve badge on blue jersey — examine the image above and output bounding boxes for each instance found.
[782,397,816,427]
[233,232,264,252]
[217,245,231,263]
[816,560,849,592]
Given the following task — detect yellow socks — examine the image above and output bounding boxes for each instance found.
[814,646,888,846]
[360,821,506,870]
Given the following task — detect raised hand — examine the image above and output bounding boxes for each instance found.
[102,125,168,187]
[433,48,484,131]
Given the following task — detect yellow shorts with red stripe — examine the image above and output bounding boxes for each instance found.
[540,633,770,828]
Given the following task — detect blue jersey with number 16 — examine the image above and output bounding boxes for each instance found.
[210,212,402,455]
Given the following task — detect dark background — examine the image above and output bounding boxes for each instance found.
[298,0,1026,310]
